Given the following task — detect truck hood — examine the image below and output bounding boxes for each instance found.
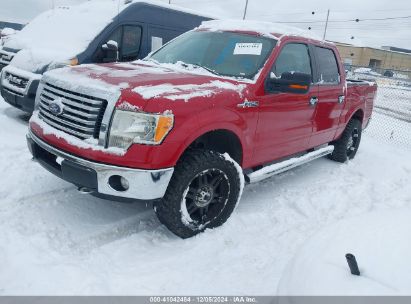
[43,61,248,112]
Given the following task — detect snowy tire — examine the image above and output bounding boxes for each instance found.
[154,150,244,239]
[329,119,362,163]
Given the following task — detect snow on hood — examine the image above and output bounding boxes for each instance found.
[199,19,323,41]
[132,81,246,102]
[44,60,247,103]
[6,0,128,72]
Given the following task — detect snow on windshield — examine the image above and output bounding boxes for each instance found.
[6,0,129,71]
[149,30,275,80]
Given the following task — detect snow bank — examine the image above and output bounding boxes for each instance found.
[133,80,246,102]
[277,208,411,295]
[6,0,129,72]
[354,68,381,76]
[199,19,323,41]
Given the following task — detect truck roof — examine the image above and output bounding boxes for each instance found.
[199,19,326,43]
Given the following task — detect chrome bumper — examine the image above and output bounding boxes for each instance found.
[27,130,174,200]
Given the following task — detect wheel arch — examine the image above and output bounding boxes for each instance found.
[176,128,244,166]
[350,108,365,124]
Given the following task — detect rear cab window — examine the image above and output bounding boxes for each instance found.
[314,46,340,84]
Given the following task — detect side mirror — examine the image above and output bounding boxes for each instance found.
[102,40,119,63]
[268,72,311,94]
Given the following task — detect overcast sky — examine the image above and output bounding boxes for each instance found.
[1,0,411,49]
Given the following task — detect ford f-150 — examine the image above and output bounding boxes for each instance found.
[26,20,377,238]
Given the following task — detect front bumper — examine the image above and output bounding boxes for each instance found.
[27,130,174,201]
[1,83,38,113]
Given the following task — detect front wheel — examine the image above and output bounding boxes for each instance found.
[154,150,244,239]
[329,118,362,163]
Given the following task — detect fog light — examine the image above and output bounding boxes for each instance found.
[120,176,129,190]
[108,175,129,192]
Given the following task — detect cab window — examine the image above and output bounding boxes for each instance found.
[272,43,312,78]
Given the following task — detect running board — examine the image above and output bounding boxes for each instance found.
[246,146,334,184]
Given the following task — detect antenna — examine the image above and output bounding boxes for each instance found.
[243,0,249,20]
[323,9,330,40]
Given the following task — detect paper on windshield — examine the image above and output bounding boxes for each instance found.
[233,43,263,55]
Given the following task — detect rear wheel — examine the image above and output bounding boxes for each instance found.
[154,150,243,239]
[329,119,362,163]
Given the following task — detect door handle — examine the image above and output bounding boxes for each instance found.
[309,97,318,106]
[237,101,259,108]
[338,95,345,104]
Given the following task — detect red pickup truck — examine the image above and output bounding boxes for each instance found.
[27,20,377,238]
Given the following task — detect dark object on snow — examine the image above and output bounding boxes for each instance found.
[384,70,394,77]
[346,253,361,276]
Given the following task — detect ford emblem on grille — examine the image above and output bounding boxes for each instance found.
[49,98,65,116]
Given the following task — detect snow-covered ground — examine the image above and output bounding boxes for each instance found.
[0,91,411,295]
[278,209,411,295]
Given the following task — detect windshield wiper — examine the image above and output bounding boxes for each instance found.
[180,62,220,76]
[144,58,160,65]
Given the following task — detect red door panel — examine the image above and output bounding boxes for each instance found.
[253,88,317,165]
[309,84,345,147]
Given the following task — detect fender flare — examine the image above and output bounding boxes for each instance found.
[173,123,245,165]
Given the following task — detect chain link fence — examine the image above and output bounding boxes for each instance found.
[347,67,411,149]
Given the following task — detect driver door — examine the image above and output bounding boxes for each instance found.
[253,43,318,165]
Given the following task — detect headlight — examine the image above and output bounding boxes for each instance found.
[46,57,78,71]
[108,110,174,149]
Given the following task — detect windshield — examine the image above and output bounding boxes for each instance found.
[149,31,276,79]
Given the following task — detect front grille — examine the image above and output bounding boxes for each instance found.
[4,71,29,90]
[38,82,108,140]
[0,50,14,65]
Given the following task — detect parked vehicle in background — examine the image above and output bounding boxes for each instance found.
[27,20,377,238]
[0,0,211,113]
[0,28,18,44]
[383,70,394,77]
